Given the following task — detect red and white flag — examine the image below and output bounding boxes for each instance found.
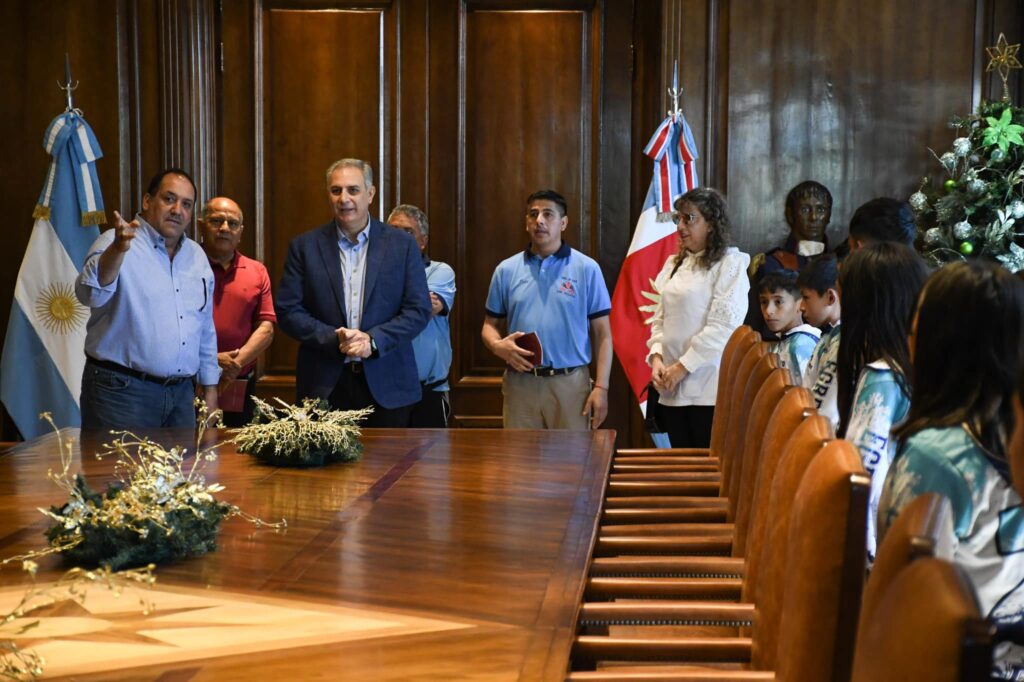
[611,113,700,413]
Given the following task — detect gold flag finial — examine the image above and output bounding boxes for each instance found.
[986,32,1022,102]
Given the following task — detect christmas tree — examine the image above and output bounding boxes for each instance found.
[911,34,1024,271]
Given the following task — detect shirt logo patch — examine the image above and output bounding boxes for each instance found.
[558,278,577,297]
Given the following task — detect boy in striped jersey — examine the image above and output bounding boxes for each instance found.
[758,271,820,386]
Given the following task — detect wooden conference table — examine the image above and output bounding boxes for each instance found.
[0,427,615,681]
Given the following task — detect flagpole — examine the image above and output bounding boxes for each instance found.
[59,53,78,113]
[667,59,682,118]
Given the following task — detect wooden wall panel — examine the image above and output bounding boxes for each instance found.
[448,3,631,428]
[461,8,590,377]
[258,6,391,384]
[219,0,258,257]
[725,1,979,251]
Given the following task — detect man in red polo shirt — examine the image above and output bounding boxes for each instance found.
[200,196,276,426]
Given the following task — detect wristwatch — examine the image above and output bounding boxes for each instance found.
[369,336,379,358]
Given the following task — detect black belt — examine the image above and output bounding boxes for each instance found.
[422,377,447,391]
[345,362,364,375]
[524,365,582,377]
[87,357,193,386]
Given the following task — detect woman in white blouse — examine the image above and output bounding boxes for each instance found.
[648,188,751,447]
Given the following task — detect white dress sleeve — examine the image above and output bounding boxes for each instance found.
[678,250,751,372]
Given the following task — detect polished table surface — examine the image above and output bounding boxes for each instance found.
[0,428,614,681]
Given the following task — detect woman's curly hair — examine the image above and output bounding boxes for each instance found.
[672,187,732,271]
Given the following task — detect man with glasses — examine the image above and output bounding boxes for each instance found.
[387,204,456,428]
[76,168,220,429]
[481,189,612,430]
[200,196,276,426]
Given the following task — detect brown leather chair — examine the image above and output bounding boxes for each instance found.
[605,344,774,506]
[571,439,868,682]
[588,399,822,602]
[850,558,993,682]
[597,362,787,559]
[858,493,954,642]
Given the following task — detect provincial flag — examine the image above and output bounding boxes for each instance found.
[610,111,700,418]
[0,111,105,438]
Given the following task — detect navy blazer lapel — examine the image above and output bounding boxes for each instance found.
[316,223,347,321]
[363,218,388,308]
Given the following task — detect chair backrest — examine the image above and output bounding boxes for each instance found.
[721,345,774,511]
[850,558,993,682]
[738,386,816,591]
[749,414,835,670]
[708,326,759,457]
[773,439,869,682]
[729,367,790,554]
[858,493,954,644]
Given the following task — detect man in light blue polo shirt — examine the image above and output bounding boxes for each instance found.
[481,189,612,430]
[388,204,456,427]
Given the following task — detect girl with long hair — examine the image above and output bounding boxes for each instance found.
[880,260,1024,679]
[836,241,930,560]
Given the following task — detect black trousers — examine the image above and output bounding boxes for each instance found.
[408,388,449,428]
[655,404,715,448]
[328,363,413,427]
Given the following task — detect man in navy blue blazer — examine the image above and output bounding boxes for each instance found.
[276,158,431,426]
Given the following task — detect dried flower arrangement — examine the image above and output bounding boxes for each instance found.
[231,397,371,468]
[32,408,285,571]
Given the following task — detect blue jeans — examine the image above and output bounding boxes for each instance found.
[80,363,196,430]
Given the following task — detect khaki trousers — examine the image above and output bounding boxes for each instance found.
[502,366,591,430]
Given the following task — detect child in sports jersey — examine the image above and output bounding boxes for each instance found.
[836,242,929,562]
[797,254,841,427]
[758,271,819,385]
[880,261,1024,680]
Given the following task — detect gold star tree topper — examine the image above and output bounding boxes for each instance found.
[986,32,1022,102]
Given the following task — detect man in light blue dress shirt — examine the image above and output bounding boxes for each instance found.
[388,204,456,427]
[76,168,219,429]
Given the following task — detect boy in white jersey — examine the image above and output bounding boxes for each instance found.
[797,254,841,428]
[758,271,819,386]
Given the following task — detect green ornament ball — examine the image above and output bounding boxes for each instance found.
[944,179,957,191]
[959,241,974,255]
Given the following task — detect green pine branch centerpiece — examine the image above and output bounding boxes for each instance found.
[230,397,371,468]
[28,409,285,572]
[911,34,1024,270]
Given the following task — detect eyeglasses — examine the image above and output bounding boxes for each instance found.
[206,217,242,230]
[674,212,700,225]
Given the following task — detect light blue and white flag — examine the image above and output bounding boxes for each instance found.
[1,111,105,438]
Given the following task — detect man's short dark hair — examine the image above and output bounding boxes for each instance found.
[526,189,568,217]
[785,180,833,216]
[797,253,839,295]
[758,270,800,297]
[145,167,198,200]
[848,197,916,246]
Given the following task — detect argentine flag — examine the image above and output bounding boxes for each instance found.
[1,112,105,438]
